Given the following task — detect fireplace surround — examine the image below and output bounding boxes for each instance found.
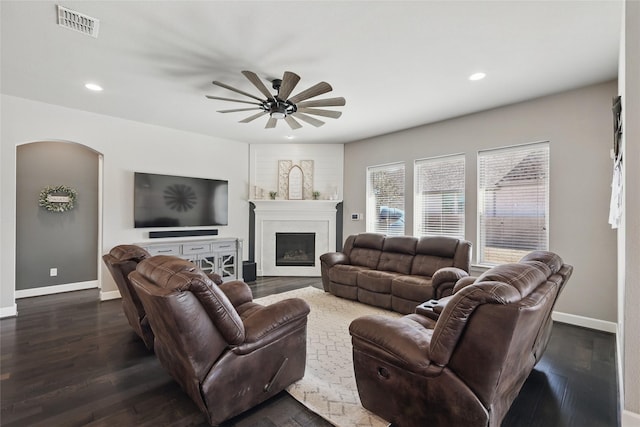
[252,200,339,276]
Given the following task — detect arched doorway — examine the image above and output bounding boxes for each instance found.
[15,141,102,298]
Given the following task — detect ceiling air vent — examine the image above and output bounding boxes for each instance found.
[57,5,100,38]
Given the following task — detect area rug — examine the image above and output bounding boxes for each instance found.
[255,286,401,427]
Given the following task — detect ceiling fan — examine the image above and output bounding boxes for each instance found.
[206,70,345,130]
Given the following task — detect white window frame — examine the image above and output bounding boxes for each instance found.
[413,154,465,239]
[366,162,405,236]
[477,141,550,265]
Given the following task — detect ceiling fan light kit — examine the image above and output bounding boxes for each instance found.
[207,70,345,130]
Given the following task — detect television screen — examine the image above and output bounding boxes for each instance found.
[134,172,228,228]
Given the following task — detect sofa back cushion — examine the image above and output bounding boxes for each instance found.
[349,233,385,269]
[377,236,417,274]
[411,236,463,276]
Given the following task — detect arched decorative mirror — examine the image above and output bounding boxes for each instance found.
[288,165,304,200]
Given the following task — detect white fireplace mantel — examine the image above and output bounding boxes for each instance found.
[252,200,341,276]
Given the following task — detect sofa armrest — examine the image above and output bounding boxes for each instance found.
[218,280,254,308]
[319,252,350,267]
[432,267,470,298]
[349,315,442,376]
[233,298,310,354]
[452,276,477,293]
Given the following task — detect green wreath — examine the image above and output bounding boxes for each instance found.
[39,185,78,212]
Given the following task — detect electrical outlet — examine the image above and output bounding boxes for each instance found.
[50,268,58,277]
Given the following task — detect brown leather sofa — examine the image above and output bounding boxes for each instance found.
[129,255,310,426]
[320,233,472,314]
[348,251,573,427]
[102,245,154,349]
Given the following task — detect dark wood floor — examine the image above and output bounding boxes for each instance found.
[1,277,619,427]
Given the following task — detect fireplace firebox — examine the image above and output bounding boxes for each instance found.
[276,232,316,267]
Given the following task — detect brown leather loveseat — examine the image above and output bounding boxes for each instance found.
[348,251,573,427]
[129,255,311,426]
[320,233,471,314]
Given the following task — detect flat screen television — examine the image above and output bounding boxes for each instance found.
[134,172,228,228]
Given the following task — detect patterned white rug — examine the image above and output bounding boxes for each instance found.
[255,286,401,427]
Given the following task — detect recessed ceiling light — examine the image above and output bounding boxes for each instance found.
[85,83,103,91]
[286,135,295,140]
[469,72,486,81]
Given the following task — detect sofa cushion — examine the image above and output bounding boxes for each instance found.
[358,288,392,309]
[358,270,402,293]
[391,275,435,301]
[411,254,455,277]
[349,248,383,269]
[349,233,385,268]
[329,264,370,286]
[416,236,460,258]
[378,252,415,274]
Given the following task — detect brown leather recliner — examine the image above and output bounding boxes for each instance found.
[103,244,227,350]
[129,255,310,426]
[102,245,154,349]
[349,251,572,427]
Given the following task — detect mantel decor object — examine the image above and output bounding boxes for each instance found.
[278,160,314,200]
[39,185,77,212]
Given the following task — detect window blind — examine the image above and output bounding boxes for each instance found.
[414,154,465,239]
[478,142,549,265]
[366,163,405,235]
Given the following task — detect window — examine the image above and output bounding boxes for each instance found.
[366,162,405,235]
[414,154,465,238]
[478,142,549,265]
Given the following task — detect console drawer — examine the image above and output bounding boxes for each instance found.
[146,245,180,256]
[182,243,211,255]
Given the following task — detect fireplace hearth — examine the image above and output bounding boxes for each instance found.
[276,232,315,267]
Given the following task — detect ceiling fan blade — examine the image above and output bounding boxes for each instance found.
[265,117,278,129]
[296,108,342,119]
[242,70,275,101]
[212,81,264,102]
[240,111,268,123]
[277,71,301,101]
[217,107,262,113]
[206,95,262,106]
[284,115,303,130]
[288,82,332,104]
[296,97,346,108]
[293,112,325,127]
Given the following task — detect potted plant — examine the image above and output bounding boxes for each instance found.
[312,191,320,200]
[269,191,278,200]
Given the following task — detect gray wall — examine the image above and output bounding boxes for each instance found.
[343,80,618,323]
[16,141,99,289]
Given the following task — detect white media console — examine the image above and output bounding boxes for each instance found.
[138,237,243,282]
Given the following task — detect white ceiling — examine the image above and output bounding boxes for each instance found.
[1,1,622,145]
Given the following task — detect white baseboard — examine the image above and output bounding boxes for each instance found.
[623,410,640,427]
[15,280,98,299]
[0,304,18,318]
[552,311,617,333]
[100,289,121,301]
